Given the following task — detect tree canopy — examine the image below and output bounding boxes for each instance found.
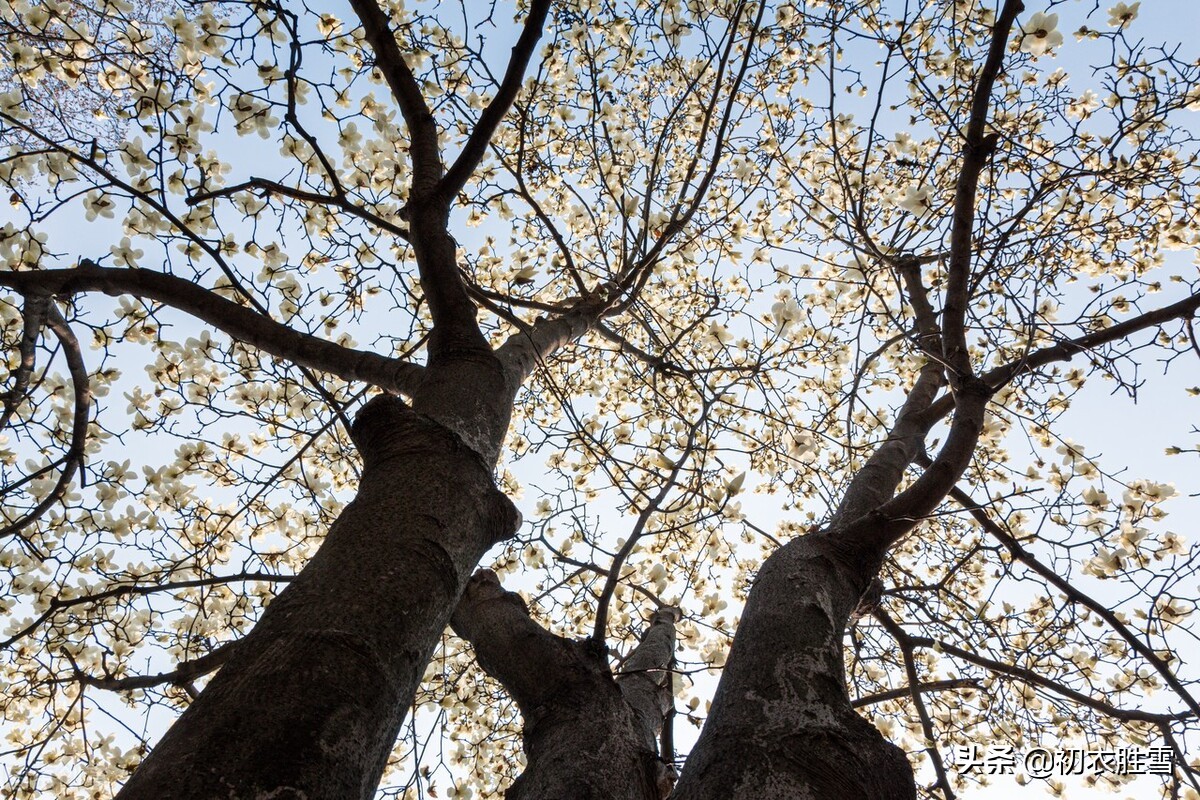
[2,0,1199,798]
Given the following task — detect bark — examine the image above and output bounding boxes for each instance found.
[450,570,674,800]
[671,531,915,800]
[117,394,521,800]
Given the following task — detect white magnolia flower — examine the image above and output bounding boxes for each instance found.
[1107,2,1139,27]
[788,431,816,460]
[110,237,144,268]
[895,184,932,215]
[704,321,733,345]
[1019,12,1063,56]
[770,295,802,333]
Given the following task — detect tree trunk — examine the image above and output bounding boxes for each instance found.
[451,571,673,800]
[116,395,521,800]
[671,530,915,800]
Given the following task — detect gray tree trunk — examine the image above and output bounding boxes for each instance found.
[451,570,675,800]
[116,393,521,800]
[670,531,915,800]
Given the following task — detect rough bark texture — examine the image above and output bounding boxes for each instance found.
[671,531,915,800]
[116,396,520,800]
[451,570,670,800]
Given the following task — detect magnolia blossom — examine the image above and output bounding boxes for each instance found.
[788,431,817,460]
[1107,2,1139,27]
[895,184,932,215]
[1019,12,1063,56]
[770,294,802,333]
[704,321,733,345]
[110,237,144,268]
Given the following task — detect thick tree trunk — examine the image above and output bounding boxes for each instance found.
[117,396,520,800]
[451,571,672,800]
[671,531,915,800]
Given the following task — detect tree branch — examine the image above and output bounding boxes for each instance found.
[900,628,1195,725]
[844,290,1200,555]
[851,678,980,709]
[1,292,51,431]
[347,0,443,194]
[1,305,90,539]
[186,178,410,241]
[876,610,957,800]
[937,473,1200,719]
[833,259,947,524]
[438,0,551,202]
[924,290,1200,423]
[0,264,425,397]
[941,0,1023,381]
[73,640,237,693]
[616,606,680,746]
[496,292,613,384]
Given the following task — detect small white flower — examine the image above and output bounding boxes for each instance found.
[704,321,732,345]
[770,295,802,333]
[788,431,816,460]
[110,237,144,268]
[1067,89,1101,120]
[1107,2,1139,27]
[895,184,932,215]
[1019,12,1063,56]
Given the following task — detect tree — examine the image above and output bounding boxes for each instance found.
[1,0,1198,798]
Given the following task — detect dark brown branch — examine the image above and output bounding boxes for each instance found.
[186,178,410,241]
[274,1,348,199]
[438,0,551,202]
[74,640,237,692]
[591,398,712,642]
[833,260,946,524]
[616,606,681,797]
[496,292,613,383]
[348,0,443,194]
[1,293,50,431]
[876,611,956,800]
[924,290,1200,423]
[449,569,575,711]
[843,281,1200,553]
[1,305,90,539]
[901,629,1195,725]
[843,3,1027,552]
[0,264,425,396]
[611,1,766,315]
[941,0,1024,380]
[937,473,1200,719]
[854,383,989,552]
[1,572,295,651]
[851,678,980,709]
